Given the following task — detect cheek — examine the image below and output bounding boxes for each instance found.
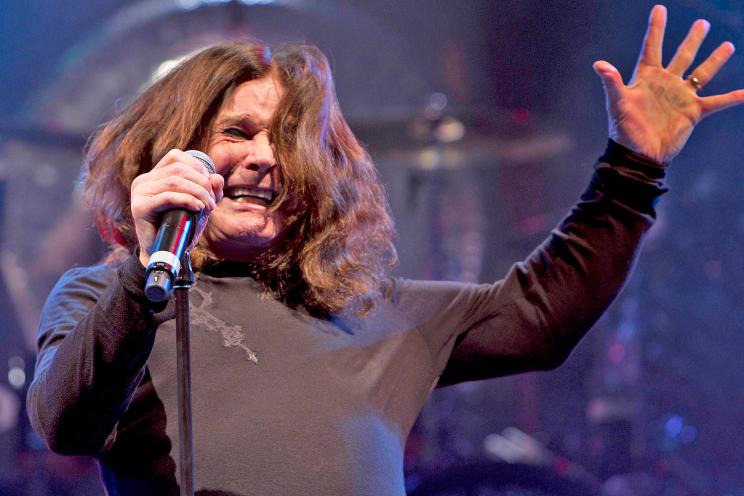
[208,142,240,174]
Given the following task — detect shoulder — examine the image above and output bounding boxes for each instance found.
[382,276,498,310]
[44,263,120,313]
[37,263,122,347]
[54,263,118,293]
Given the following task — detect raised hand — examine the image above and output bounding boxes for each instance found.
[593,4,744,164]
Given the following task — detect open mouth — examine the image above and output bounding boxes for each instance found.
[223,186,277,207]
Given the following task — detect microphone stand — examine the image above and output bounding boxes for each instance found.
[175,252,195,496]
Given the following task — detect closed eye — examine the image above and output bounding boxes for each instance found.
[224,127,252,139]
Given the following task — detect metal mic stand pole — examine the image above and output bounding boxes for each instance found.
[174,252,195,496]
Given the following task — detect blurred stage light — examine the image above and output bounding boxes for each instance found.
[7,355,26,390]
[664,415,684,438]
[177,0,275,10]
[152,54,191,84]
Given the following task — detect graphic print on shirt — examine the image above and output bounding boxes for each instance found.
[190,284,259,364]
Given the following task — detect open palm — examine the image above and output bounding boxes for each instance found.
[594,5,744,164]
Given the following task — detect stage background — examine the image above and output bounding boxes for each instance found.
[1,1,742,495]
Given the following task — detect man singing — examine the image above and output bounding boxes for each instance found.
[27,5,744,495]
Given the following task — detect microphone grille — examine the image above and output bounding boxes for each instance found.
[185,150,216,174]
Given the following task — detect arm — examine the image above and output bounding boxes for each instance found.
[26,255,164,455]
[436,140,666,385]
[411,5,743,385]
[27,149,222,455]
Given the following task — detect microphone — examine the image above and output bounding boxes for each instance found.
[144,150,216,303]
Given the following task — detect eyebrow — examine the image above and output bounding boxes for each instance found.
[216,114,258,127]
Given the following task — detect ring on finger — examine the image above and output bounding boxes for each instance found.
[686,74,704,91]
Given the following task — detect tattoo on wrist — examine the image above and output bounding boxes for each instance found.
[647,81,687,110]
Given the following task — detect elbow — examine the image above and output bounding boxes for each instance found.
[45,431,108,457]
[529,333,577,371]
[34,422,81,456]
[537,347,573,371]
[31,412,110,457]
[27,397,79,456]
[532,313,591,371]
[27,383,109,456]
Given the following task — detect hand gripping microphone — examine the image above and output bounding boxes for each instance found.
[144,150,216,303]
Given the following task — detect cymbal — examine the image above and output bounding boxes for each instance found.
[349,107,573,168]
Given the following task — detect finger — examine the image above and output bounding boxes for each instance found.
[690,41,736,88]
[148,162,214,195]
[146,175,217,210]
[137,192,207,218]
[638,5,667,68]
[667,19,710,76]
[209,174,225,203]
[155,149,212,177]
[190,214,213,250]
[153,149,187,169]
[593,60,625,102]
[700,89,744,117]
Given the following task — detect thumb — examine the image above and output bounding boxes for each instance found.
[210,173,225,203]
[593,60,624,102]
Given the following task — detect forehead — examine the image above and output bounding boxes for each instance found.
[218,75,284,127]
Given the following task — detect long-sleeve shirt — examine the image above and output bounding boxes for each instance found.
[27,141,667,495]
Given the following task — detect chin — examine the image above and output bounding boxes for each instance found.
[203,219,283,260]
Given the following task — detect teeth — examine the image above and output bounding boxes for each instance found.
[225,187,275,202]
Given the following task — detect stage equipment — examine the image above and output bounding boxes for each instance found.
[175,253,196,496]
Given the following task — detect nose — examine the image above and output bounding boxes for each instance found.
[241,130,276,175]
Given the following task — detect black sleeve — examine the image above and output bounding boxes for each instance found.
[26,254,167,455]
[395,140,668,386]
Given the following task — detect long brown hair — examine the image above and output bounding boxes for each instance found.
[84,40,397,315]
